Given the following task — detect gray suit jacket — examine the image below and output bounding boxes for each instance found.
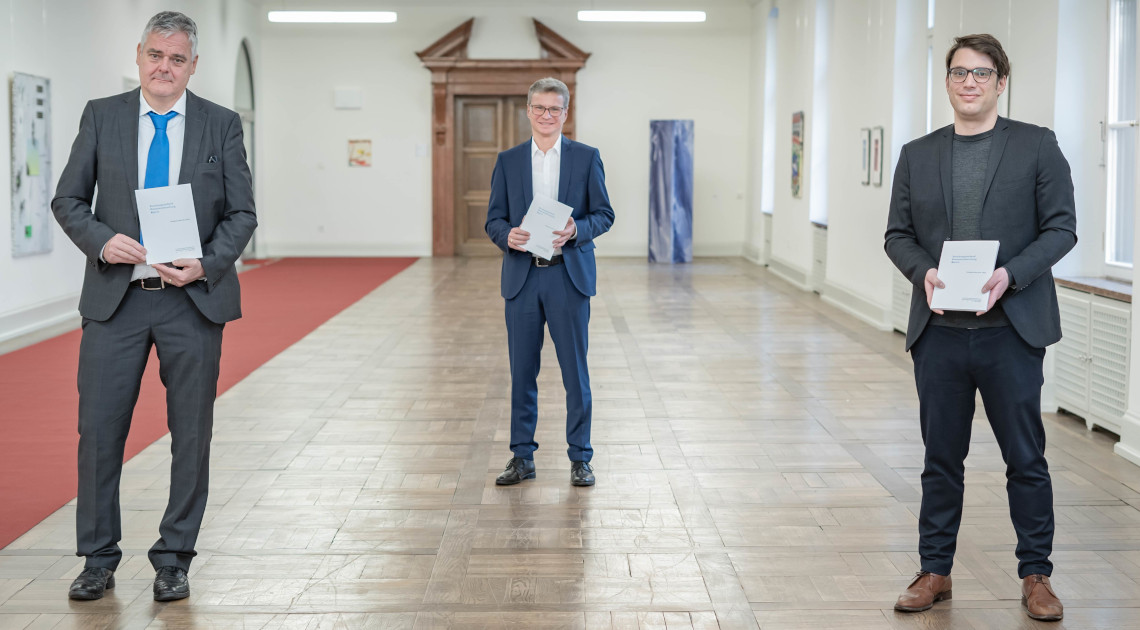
[52,88,256,324]
[884,117,1077,350]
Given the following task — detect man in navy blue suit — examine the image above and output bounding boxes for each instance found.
[485,77,615,487]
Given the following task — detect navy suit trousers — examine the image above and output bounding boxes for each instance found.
[911,325,1053,578]
[505,263,592,462]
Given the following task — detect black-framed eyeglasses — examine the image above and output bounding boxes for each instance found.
[948,67,997,83]
[529,105,565,117]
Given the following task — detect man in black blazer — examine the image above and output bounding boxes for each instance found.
[52,11,256,602]
[885,34,1074,622]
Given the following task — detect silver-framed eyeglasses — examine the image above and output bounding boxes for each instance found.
[529,105,565,117]
[948,67,997,83]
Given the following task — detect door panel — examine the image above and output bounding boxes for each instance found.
[462,102,500,147]
[455,96,533,256]
[510,97,530,147]
[464,155,497,191]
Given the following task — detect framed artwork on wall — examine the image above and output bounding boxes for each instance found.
[348,139,372,167]
[10,72,53,257]
[871,126,884,187]
[791,111,804,198]
[860,128,871,186]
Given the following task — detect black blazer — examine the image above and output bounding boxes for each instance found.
[884,117,1077,350]
[52,89,257,324]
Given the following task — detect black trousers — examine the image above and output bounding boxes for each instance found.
[911,325,1053,578]
[76,285,223,571]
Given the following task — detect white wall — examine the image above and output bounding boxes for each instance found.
[256,5,753,259]
[0,0,259,347]
[817,0,903,326]
[744,1,773,263]
[768,0,818,286]
[256,26,435,257]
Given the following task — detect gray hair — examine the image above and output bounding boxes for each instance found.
[527,77,569,108]
[141,11,198,58]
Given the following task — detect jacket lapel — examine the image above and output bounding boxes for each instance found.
[938,124,953,230]
[521,140,533,212]
[119,89,140,193]
[558,136,573,205]
[179,91,206,185]
[980,117,1010,208]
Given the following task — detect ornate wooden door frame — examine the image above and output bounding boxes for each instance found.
[418,19,590,256]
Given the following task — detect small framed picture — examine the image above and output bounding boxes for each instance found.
[860,128,871,186]
[348,139,372,167]
[791,111,804,198]
[871,126,884,187]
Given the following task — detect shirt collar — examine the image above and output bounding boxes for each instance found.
[531,135,563,158]
[139,90,187,119]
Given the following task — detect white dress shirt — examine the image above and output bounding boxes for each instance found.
[531,136,569,256]
[130,91,188,280]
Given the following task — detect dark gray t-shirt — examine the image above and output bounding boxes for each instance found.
[930,129,1010,328]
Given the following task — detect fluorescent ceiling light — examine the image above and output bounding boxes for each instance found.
[577,10,706,23]
[268,11,397,24]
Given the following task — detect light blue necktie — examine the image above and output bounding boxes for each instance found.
[142,111,177,246]
[144,110,177,189]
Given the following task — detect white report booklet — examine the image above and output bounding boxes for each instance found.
[519,194,573,261]
[134,183,202,265]
[930,240,1000,312]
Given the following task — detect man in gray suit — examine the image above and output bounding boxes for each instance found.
[52,11,255,602]
[885,34,1075,622]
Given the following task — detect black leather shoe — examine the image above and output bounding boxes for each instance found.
[495,457,536,485]
[153,566,190,602]
[571,461,595,486]
[68,567,115,600]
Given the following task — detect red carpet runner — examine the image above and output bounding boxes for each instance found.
[0,257,416,549]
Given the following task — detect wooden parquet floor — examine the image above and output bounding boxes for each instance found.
[3,257,1140,629]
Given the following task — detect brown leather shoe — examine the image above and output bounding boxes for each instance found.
[894,571,952,612]
[1022,574,1063,621]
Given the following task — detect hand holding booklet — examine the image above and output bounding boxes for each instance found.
[519,194,573,261]
[134,183,202,265]
[930,240,1000,312]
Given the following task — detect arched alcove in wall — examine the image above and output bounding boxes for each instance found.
[234,39,257,258]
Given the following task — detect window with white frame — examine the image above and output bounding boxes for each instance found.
[761,7,778,216]
[1106,0,1137,269]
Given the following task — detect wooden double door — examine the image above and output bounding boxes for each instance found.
[454,96,532,256]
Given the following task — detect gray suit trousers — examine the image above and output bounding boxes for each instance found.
[76,284,223,571]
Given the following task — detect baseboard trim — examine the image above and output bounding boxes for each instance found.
[1114,410,1140,466]
[693,242,744,257]
[591,242,746,259]
[742,243,763,265]
[0,294,81,355]
[1115,440,1140,466]
[767,256,810,290]
[820,281,892,331]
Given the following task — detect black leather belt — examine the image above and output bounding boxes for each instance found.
[535,255,563,267]
[130,277,168,290]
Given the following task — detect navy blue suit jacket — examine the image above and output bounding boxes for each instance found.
[485,137,615,299]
